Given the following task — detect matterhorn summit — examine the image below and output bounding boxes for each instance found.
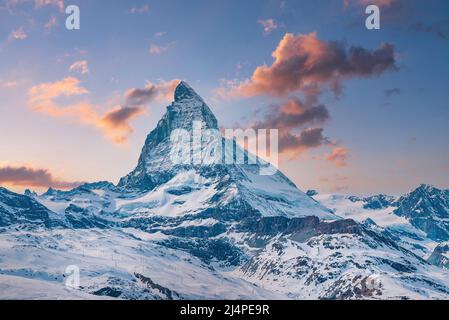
[118,81,334,219]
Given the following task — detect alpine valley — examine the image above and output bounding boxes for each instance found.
[1,82,449,300]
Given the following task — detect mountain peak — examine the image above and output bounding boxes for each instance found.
[118,82,219,190]
[414,184,439,194]
[174,81,201,102]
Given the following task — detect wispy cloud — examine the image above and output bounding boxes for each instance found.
[258,19,279,35]
[410,21,449,41]
[325,147,349,167]
[35,0,64,12]
[69,60,90,75]
[385,87,400,97]
[0,165,82,189]
[154,31,167,37]
[149,42,175,55]
[8,27,27,41]
[6,0,65,12]
[130,4,149,14]
[44,15,58,31]
[344,0,396,8]
[0,80,20,88]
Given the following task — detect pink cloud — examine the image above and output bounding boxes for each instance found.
[35,0,64,11]
[8,27,27,41]
[149,42,175,55]
[124,79,180,106]
[344,0,396,8]
[27,77,139,144]
[45,15,58,30]
[229,32,397,98]
[6,0,64,11]
[325,147,349,167]
[27,78,179,144]
[0,165,82,189]
[250,97,331,158]
[28,77,88,103]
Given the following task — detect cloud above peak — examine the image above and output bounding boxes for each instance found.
[27,77,139,144]
[230,32,397,98]
[250,97,331,159]
[253,97,330,133]
[227,33,382,163]
[99,106,146,144]
[124,79,180,107]
[27,78,180,144]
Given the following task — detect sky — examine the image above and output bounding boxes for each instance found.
[0,0,448,196]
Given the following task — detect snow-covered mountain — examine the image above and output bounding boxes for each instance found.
[316,184,449,243]
[0,187,64,228]
[117,81,335,220]
[1,82,449,300]
[428,243,449,270]
[394,184,449,241]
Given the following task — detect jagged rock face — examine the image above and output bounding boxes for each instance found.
[333,185,449,242]
[117,81,333,220]
[118,81,218,192]
[394,185,449,241]
[229,213,449,299]
[348,194,396,210]
[364,195,396,210]
[306,190,318,197]
[428,243,449,269]
[0,187,62,228]
[235,219,449,300]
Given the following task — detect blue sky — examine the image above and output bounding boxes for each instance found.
[0,0,448,195]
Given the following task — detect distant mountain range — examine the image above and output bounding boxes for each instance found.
[1,82,449,299]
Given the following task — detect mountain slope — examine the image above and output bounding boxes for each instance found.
[117,81,335,220]
[1,82,449,300]
[316,184,449,248]
[235,224,449,299]
[394,185,449,241]
[0,187,64,228]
